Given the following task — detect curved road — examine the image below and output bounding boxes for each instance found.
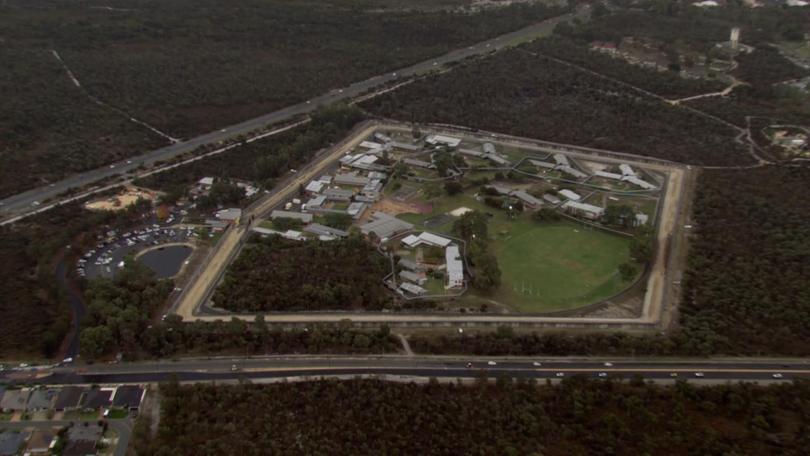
[0,7,587,224]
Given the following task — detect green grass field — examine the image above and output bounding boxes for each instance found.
[489,221,634,312]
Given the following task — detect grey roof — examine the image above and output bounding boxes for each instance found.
[63,440,98,456]
[26,388,58,411]
[402,158,433,169]
[399,270,423,283]
[25,429,55,453]
[397,258,419,270]
[304,223,348,238]
[0,389,30,411]
[112,385,144,409]
[360,212,414,239]
[510,190,542,207]
[483,143,496,154]
[399,282,427,295]
[543,193,561,205]
[323,188,354,200]
[270,210,313,223]
[80,389,112,409]
[0,431,29,456]
[334,173,369,186]
[67,423,103,443]
[390,141,420,151]
[485,155,511,166]
[55,386,85,410]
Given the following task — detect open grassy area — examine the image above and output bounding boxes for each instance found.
[489,221,634,312]
[391,181,637,312]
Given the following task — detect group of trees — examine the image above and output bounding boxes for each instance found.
[734,46,810,88]
[362,37,752,167]
[679,166,810,355]
[137,104,365,194]
[79,261,173,359]
[213,235,392,312]
[142,377,810,455]
[451,211,501,292]
[0,198,154,358]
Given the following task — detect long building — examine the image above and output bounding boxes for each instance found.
[445,245,464,289]
[562,201,604,219]
[360,212,414,240]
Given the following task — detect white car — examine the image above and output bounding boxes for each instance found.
[604,362,614,367]
[597,372,608,378]
[694,372,705,378]
[555,372,565,377]
[487,361,497,366]
[532,362,542,367]
[772,373,783,379]
[670,372,679,378]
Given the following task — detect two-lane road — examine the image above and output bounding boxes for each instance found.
[0,8,586,224]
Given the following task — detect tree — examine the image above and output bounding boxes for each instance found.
[618,262,638,282]
[444,181,463,196]
[80,326,113,359]
[472,252,501,292]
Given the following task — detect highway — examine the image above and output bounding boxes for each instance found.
[6,356,810,386]
[0,7,586,223]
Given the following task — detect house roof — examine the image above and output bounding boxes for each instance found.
[26,429,55,453]
[62,440,98,456]
[80,389,112,409]
[54,386,84,410]
[0,431,29,456]
[112,385,145,409]
[67,424,103,443]
[270,210,313,223]
[558,189,581,201]
[0,389,30,411]
[26,388,58,411]
[360,212,413,239]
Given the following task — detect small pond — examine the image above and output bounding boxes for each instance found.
[137,245,193,279]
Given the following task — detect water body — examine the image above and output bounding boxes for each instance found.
[137,245,193,279]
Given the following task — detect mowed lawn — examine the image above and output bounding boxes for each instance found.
[490,221,634,312]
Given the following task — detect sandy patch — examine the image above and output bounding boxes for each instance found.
[85,186,158,211]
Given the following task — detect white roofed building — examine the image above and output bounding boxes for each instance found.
[425,134,462,148]
[558,189,582,201]
[445,245,464,289]
[562,201,604,220]
[402,232,452,248]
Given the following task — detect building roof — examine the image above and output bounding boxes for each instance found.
[445,245,464,287]
[323,188,354,200]
[359,140,382,150]
[553,153,570,166]
[270,210,313,223]
[482,143,496,155]
[402,232,452,248]
[112,385,145,409]
[198,177,214,186]
[488,185,512,195]
[510,190,542,207]
[80,388,112,409]
[55,386,85,410]
[304,223,348,238]
[68,424,103,443]
[402,158,433,169]
[485,155,511,166]
[562,200,605,216]
[334,173,370,186]
[215,208,242,221]
[62,440,98,456]
[543,194,562,205]
[306,195,327,208]
[458,148,485,158]
[390,141,420,151]
[595,170,623,180]
[399,282,427,295]
[0,431,28,456]
[317,175,333,184]
[347,202,368,218]
[635,213,650,225]
[26,388,58,411]
[360,212,414,239]
[558,165,587,179]
[625,176,656,190]
[531,159,557,169]
[25,429,55,454]
[397,258,419,270]
[619,164,637,177]
[305,180,325,193]
[398,270,422,283]
[558,189,581,201]
[374,132,392,143]
[0,389,30,411]
[425,134,461,147]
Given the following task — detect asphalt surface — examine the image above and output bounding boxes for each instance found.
[7,356,810,385]
[0,8,585,223]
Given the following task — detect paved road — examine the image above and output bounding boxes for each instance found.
[6,356,810,385]
[0,8,586,223]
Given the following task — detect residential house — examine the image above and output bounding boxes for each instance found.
[445,245,464,289]
[55,387,85,412]
[111,385,146,411]
[360,212,414,240]
[270,210,313,223]
[399,270,427,286]
[25,429,55,455]
[0,389,30,412]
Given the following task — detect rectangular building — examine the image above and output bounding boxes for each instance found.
[399,270,427,286]
[334,173,370,187]
[270,210,313,223]
[510,190,543,208]
[360,212,414,240]
[553,153,571,167]
[304,223,349,238]
[558,189,582,201]
[562,201,605,219]
[425,134,462,148]
[445,245,464,289]
[403,158,434,169]
[323,188,354,202]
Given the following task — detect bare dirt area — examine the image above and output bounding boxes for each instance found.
[371,198,424,217]
[84,186,158,212]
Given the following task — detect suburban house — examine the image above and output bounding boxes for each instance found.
[445,245,464,289]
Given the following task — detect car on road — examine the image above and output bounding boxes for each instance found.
[772,373,783,379]
[555,372,565,377]
[670,372,679,378]
[62,357,73,364]
[597,372,608,378]
[466,362,473,368]
[109,164,115,169]
[604,362,613,367]
[231,364,239,372]
[487,361,497,366]
[532,362,542,367]
[31,201,41,206]
[694,372,705,378]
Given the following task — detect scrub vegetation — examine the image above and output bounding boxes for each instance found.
[141,378,810,455]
